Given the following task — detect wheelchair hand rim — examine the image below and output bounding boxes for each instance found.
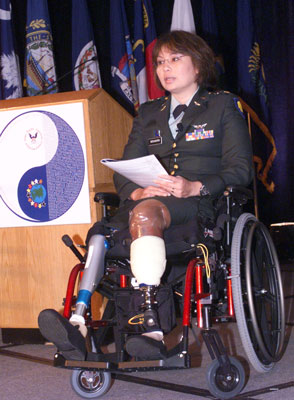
[245,220,285,363]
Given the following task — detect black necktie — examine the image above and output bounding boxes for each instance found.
[173,104,187,119]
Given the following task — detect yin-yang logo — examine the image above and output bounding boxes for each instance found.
[0,110,85,222]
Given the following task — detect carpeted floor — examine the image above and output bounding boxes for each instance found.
[1,264,294,400]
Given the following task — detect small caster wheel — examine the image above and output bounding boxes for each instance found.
[71,369,112,399]
[206,356,245,399]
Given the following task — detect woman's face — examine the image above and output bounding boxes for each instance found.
[156,47,199,101]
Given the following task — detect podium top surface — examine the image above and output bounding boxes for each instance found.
[0,89,105,111]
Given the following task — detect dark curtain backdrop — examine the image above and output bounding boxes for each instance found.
[9,0,294,224]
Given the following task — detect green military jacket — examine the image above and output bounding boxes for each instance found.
[114,87,253,203]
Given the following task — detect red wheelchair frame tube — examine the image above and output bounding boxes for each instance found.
[227,269,234,317]
[196,264,204,328]
[120,275,127,288]
[183,259,199,327]
[183,258,210,329]
[63,263,85,319]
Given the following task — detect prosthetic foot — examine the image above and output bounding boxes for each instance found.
[38,309,86,360]
[125,285,167,359]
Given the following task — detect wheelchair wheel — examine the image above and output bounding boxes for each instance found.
[70,369,112,399]
[206,356,245,399]
[231,213,285,373]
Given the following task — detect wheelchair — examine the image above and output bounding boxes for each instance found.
[54,185,285,399]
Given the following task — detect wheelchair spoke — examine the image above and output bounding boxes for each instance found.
[231,214,285,371]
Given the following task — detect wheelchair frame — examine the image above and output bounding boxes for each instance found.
[53,187,285,399]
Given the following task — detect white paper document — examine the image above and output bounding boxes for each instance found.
[100,155,168,188]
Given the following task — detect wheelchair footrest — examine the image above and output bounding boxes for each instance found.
[117,353,190,371]
[54,352,116,371]
[53,350,190,372]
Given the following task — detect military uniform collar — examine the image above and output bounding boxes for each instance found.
[170,88,200,115]
[156,87,210,140]
[191,87,210,106]
[158,87,209,110]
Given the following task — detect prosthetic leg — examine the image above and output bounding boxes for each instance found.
[38,234,108,359]
[70,234,108,336]
[126,199,171,358]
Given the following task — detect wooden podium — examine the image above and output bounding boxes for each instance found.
[0,89,133,328]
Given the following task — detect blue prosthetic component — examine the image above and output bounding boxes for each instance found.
[76,289,92,307]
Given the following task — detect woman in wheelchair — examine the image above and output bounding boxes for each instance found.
[38,30,253,361]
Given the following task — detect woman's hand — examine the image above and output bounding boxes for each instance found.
[154,175,202,198]
[130,185,171,201]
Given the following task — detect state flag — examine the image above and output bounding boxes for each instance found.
[237,0,276,194]
[72,0,101,91]
[143,0,165,99]
[133,0,148,105]
[25,0,58,96]
[201,0,225,81]
[0,0,22,99]
[133,0,164,104]
[110,0,138,111]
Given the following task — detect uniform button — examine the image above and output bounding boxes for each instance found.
[170,170,175,175]
[174,164,179,169]
[172,143,177,148]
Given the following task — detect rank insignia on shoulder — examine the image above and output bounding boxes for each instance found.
[234,98,245,118]
[210,90,230,95]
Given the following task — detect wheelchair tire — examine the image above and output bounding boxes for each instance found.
[70,369,112,399]
[206,356,245,399]
[231,213,285,373]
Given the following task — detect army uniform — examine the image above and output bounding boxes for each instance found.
[111,87,253,226]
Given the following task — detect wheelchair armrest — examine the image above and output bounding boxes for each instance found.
[224,185,253,204]
[94,192,120,208]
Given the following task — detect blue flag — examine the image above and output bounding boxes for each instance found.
[25,0,58,96]
[72,0,101,91]
[133,0,147,105]
[0,0,22,99]
[237,0,269,122]
[133,0,165,105]
[237,0,276,194]
[201,0,224,78]
[110,0,138,111]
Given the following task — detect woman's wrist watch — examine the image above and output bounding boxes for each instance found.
[200,184,210,197]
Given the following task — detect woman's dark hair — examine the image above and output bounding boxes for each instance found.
[152,30,217,91]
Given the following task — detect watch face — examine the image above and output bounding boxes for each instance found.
[200,185,210,196]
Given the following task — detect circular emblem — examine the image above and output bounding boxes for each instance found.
[26,179,47,208]
[74,41,100,90]
[24,128,42,150]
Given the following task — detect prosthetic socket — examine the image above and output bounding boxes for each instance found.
[129,199,170,287]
